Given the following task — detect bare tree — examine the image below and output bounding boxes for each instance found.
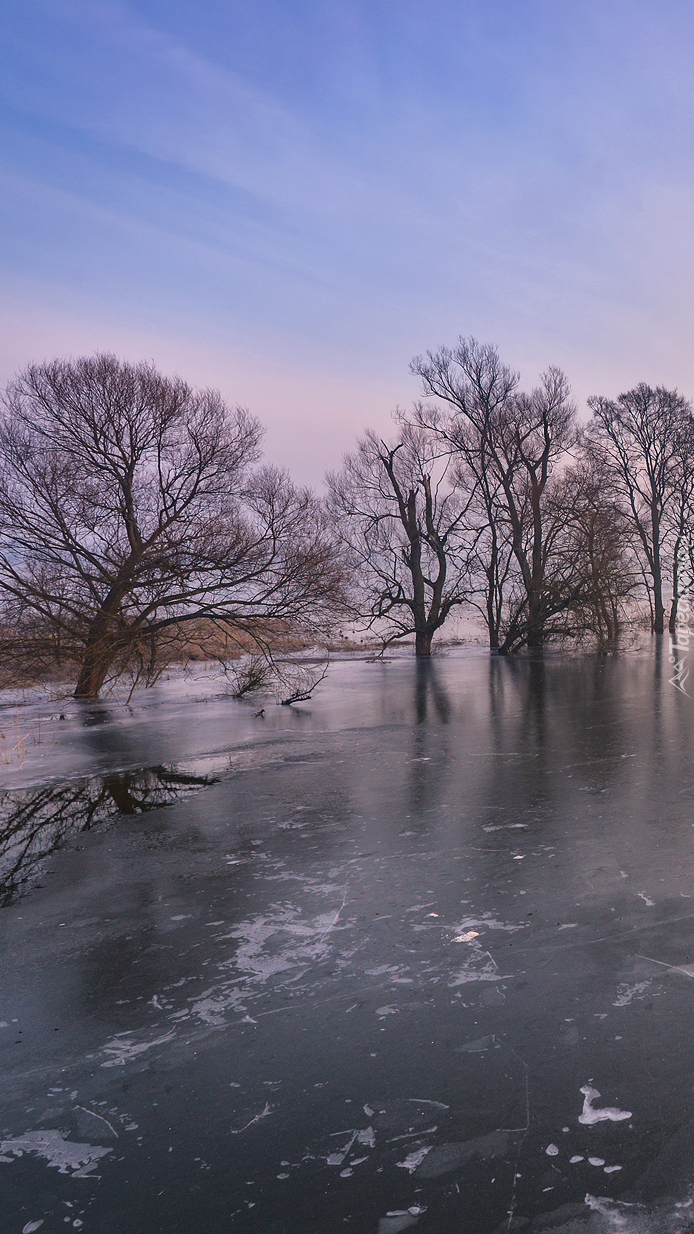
[408,343,517,650]
[550,457,639,652]
[326,422,473,655]
[586,383,692,635]
[665,415,694,634]
[0,355,346,697]
[411,338,579,651]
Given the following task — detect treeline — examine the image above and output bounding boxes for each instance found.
[328,339,694,656]
[0,342,691,699]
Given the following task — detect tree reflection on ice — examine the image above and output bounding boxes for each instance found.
[0,765,216,905]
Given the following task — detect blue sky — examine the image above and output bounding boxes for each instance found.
[2,0,694,482]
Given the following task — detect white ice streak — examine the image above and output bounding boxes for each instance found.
[100,1030,176,1067]
[454,914,527,934]
[449,949,510,987]
[0,1130,112,1176]
[613,981,651,1008]
[183,901,352,1026]
[396,1145,432,1173]
[72,1106,118,1138]
[231,908,338,980]
[578,1086,632,1125]
[230,1103,272,1134]
[185,988,249,1027]
[327,1126,375,1164]
[22,1223,44,1233]
[327,1131,357,1165]
[638,894,655,907]
[163,903,353,1026]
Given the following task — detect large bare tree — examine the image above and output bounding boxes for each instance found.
[411,338,580,650]
[326,422,473,655]
[0,355,345,697]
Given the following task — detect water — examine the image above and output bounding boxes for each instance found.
[2,648,694,1233]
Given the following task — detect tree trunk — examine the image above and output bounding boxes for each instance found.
[415,630,433,656]
[526,594,544,648]
[653,586,665,635]
[669,539,681,634]
[74,645,117,698]
[652,512,665,634]
[74,621,120,698]
[74,583,129,698]
[486,561,500,650]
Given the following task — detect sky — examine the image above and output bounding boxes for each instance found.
[3,0,694,484]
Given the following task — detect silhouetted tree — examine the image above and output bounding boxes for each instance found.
[552,457,639,652]
[0,355,346,697]
[326,422,473,655]
[586,383,692,635]
[664,414,694,634]
[411,338,580,650]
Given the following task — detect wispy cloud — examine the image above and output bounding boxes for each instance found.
[4,0,694,479]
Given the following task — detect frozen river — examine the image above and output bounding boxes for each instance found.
[1,648,694,1234]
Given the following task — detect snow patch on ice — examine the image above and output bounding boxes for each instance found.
[0,1130,112,1176]
[396,1145,432,1173]
[579,1086,631,1125]
[613,981,651,1007]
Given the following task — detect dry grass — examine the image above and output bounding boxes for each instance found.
[0,712,45,766]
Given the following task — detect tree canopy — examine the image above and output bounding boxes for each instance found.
[0,355,345,697]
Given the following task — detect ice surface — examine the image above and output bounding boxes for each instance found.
[2,651,694,1233]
